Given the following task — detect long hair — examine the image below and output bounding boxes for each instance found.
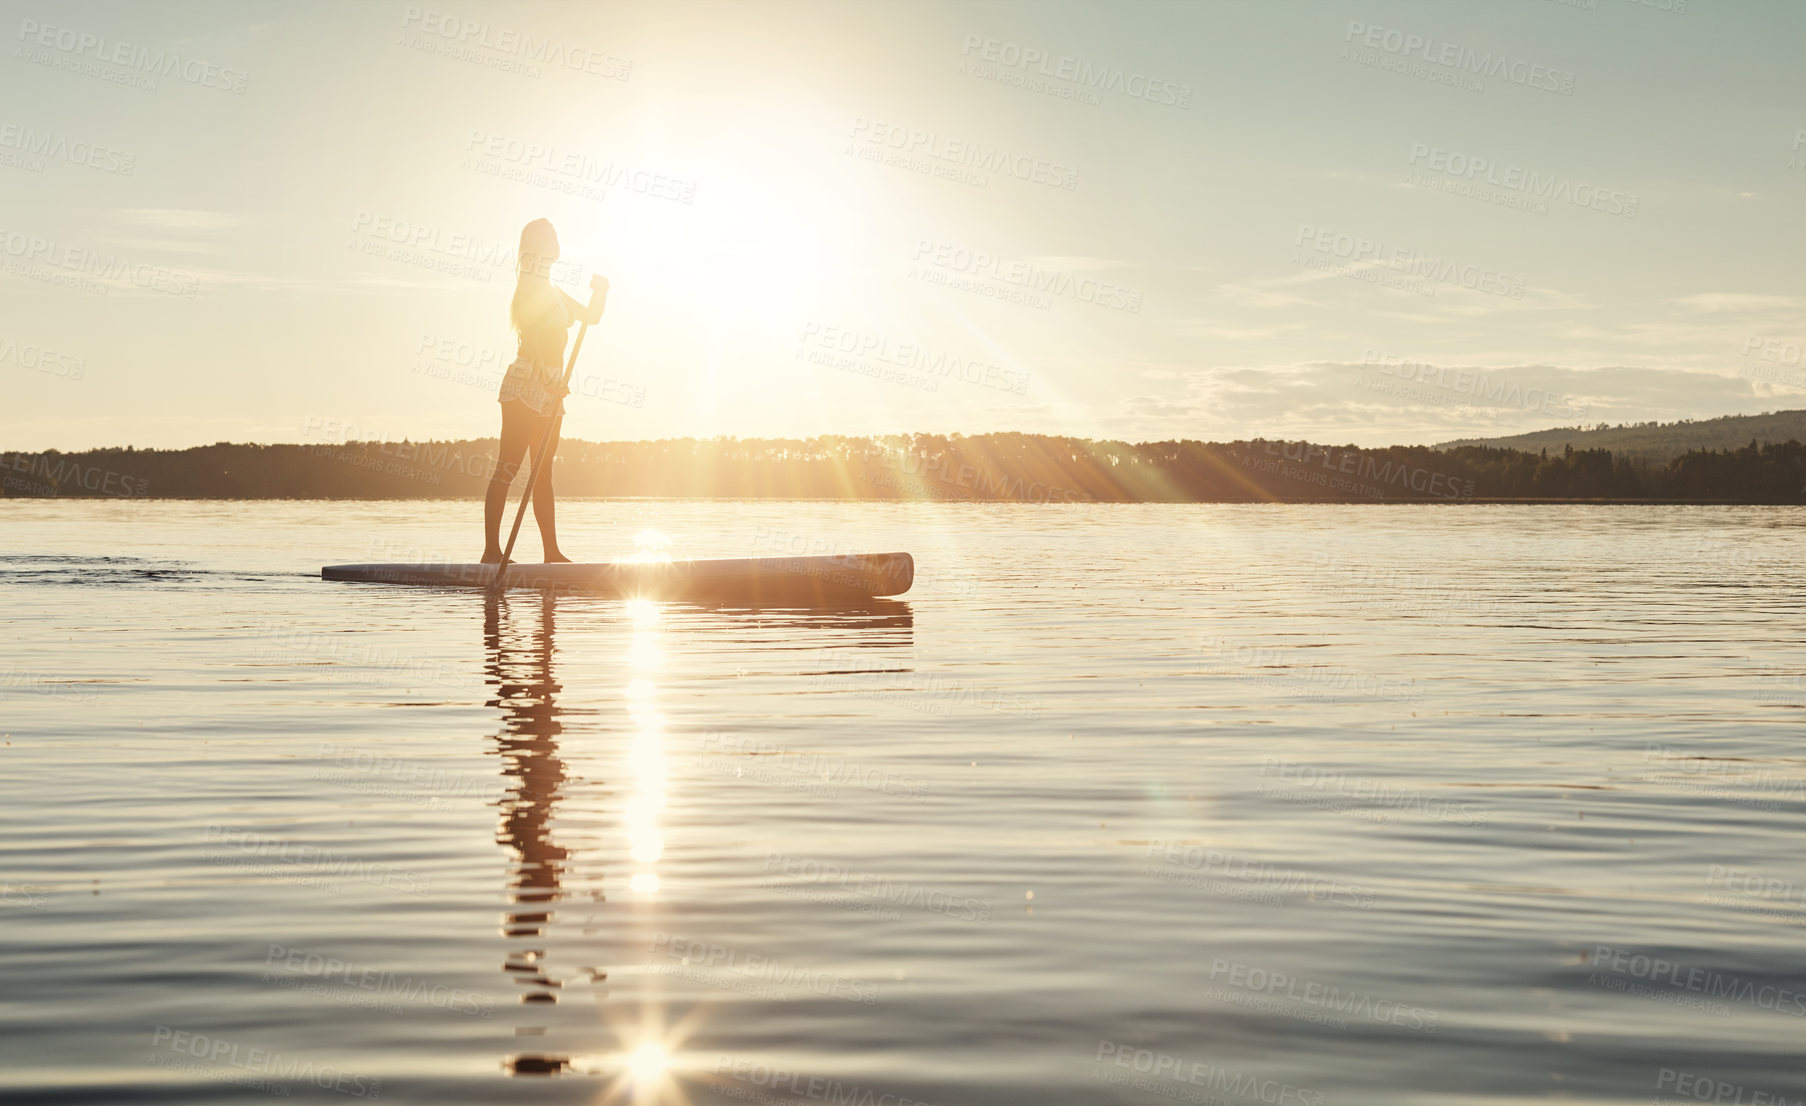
[510,219,558,334]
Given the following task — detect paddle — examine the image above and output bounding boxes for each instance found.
[490,274,609,595]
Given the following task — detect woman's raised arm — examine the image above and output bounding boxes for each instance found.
[558,279,606,326]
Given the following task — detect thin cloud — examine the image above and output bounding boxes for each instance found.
[1105,361,1773,446]
[1671,293,1801,313]
[1023,255,1133,272]
[118,209,247,231]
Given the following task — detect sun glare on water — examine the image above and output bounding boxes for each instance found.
[583,1035,676,1101]
[625,529,675,564]
[630,1040,668,1083]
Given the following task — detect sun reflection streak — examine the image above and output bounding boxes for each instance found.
[624,598,665,899]
[596,551,717,1103]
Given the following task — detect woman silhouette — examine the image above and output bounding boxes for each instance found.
[482,219,607,564]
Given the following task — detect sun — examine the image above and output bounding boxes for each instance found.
[574,119,876,338]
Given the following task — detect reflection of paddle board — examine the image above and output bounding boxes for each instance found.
[323,552,914,604]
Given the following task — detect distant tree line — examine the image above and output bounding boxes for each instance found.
[3,434,1804,503]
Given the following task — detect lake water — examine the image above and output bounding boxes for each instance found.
[3,500,1804,1105]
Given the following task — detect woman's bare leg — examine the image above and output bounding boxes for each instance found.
[482,402,535,562]
[530,414,569,562]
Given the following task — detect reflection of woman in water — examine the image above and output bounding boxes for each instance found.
[486,592,568,947]
[485,591,576,1075]
[481,219,607,564]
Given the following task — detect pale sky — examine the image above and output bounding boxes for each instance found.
[3,0,1803,451]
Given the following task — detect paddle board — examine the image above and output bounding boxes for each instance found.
[322,552,913,604]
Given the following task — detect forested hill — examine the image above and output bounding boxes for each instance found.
[6,433,1806,503]
[1438,410,1806,463]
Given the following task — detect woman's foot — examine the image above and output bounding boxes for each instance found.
[480,547,506,564]
[543,549,574,564]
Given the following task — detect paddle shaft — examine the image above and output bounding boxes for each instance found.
[491,285,602,592]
